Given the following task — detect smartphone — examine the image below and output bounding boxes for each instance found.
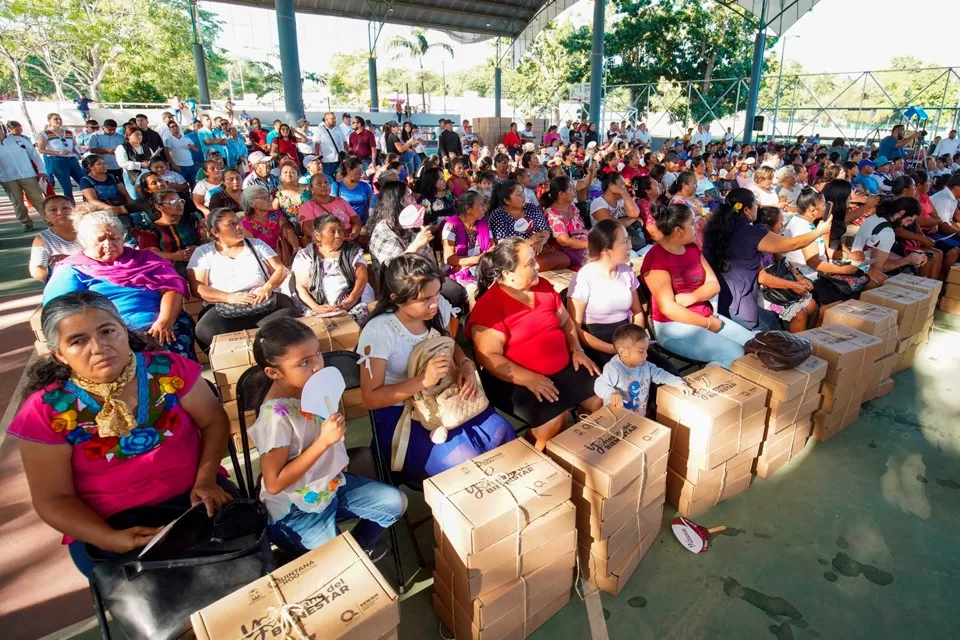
[823,201,833,219]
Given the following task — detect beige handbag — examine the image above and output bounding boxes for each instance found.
[390,333,489,472]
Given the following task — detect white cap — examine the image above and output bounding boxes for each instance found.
[586,141,598,148]
[744,157,756,165]
[302,154,318,167]
[248,151,271,165]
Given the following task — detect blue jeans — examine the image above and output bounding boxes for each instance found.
[49,156,86,200]
[730,308,781,332]
[401,151,420,176]
[654,316,755,369]
[177,163,197,188]
[268,473,406,553]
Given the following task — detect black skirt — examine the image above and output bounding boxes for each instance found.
[811,277,849,306]
[480,360,598,427]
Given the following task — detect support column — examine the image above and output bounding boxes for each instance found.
[369,57,380,112]
[494,66,502,117]
[588,0,605,127]
[275,0,304,124]
[743,18,767,145]
[190,0,210,107]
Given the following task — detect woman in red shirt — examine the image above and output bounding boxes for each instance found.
[469,238,602,449]
[503,123,522,158]
[270,123,302,163]
[640,202,754,368]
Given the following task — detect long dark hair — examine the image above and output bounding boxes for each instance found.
[587,218,621,261]
[368,254,448,335]
[367,180,413,245]
[476,237,527,298]
[703,188,756,273]
[489,180,522,214]
[246,317,317,407]
[822,179,852,249]
[651,202,694,237]
[539,175,571,210]
[416,166,445,201]
[25,291,158,395]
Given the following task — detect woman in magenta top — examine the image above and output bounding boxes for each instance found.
[8,291,234,577]
[639,202,754,368]
[469,238,602,450]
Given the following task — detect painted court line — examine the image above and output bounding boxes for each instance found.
[583,583,610,640]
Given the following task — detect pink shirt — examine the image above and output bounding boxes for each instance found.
[299,197,356,228]
[8,352,204,542]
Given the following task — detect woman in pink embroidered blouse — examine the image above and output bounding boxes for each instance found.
[240,185,300,262]
[541,174,588,267]
[8,291,234,577]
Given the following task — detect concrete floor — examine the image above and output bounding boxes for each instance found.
[0,193,956,639]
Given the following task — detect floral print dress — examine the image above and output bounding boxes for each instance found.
[246,398,349,521]
[276,189,307,233]
[7,352,205,540]
[241,210,284,251]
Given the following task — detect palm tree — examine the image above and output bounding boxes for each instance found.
[388,28,453,112]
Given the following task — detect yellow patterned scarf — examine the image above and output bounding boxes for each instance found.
[70,353,138,438]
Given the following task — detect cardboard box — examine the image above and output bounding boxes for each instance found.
[859,285,929,335]
[581,526,657,596]
[657,365,767,434]
[424,439,572,563]
[576,482,665,541]
[213,364,251,388]
[946,283,960,300]
[299,314,360,352]
[546,406,670,498]
[667,444,760,486]
[433,501,575,574]
[886,273,943,299]
[796,326,883,370]
[768,391,822,422]
[730,354,828,402]
[435,529,576,602]
[433,543,574,632]
[579,499,662,576]
[767,392,819,432]
[665,460,753,517]
[218,384,236,403]
[877,378,895,397]
[938,297,960,314]
[812,403,861,441]
[29,306,44,342]
[660,409,766,470]
[821,299,898,336]
[209,329,258,371]
[540,269,576,293]
[191,533,398,640]
[948,266,960,287]
[570,451,667,522]
[433,587,571,640]
[341,387,366,420]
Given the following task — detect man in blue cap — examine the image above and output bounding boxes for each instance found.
[877,124,922,160]
[853,158,880,194]
[873,156,894,193]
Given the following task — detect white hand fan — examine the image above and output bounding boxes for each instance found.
[301,368,346,420]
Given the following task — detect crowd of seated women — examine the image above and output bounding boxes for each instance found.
[15,115,960,581]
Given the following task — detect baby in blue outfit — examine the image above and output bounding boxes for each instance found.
[595,324,692,414]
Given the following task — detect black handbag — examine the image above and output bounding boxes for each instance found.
[214,239,278,318]
[818,271,870,296]
[89,499,274,640]
[760,258,804,306]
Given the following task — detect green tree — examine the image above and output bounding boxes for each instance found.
[602,0,770,124]
[509,23,589,122]
[387,28,453,112]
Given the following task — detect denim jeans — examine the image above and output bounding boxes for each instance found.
[267,473,406,553]
[401,151,420,176]
[654,316,756,369]
[322,161,340,183]
[49,156,86,200]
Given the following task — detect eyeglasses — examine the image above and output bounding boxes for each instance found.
[160,199,185,207]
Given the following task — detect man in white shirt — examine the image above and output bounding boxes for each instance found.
[0,125,46,230]
[161,120,199,186]
[635,123,651,146]
[312,111,346,181]
[852,201,925,277]
[933,130,960,159]
[295,118,314,156]
[691,123,711,148]
[558,120,572,145]
[724,127,735,151]
[337,113,353,143]
[930,174,960,224]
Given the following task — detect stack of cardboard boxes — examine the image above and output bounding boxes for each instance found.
[821,299,899,401]
[883,274,942,346]
[940,267,960,315]
[796,325,883,441]
[545,407,670,596]
[860,284,936,373]
[471,118,548,150]
[191,532,400,640]
[426,439,576,640]
[731,355,828,478]
[656,366,768,517]
[184,298,207,364]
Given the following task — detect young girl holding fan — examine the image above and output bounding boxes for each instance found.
[247,318,406,557]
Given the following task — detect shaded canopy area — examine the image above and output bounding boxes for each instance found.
[723,0,822,35]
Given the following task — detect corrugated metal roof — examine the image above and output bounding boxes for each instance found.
[725,0,822,35]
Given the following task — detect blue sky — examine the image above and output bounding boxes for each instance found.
[202,0,960,76]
